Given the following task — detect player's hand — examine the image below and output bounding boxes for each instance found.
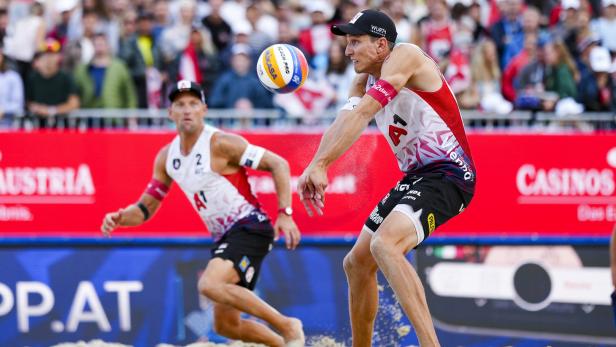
[274,215,301,250]
[101,209,124,237]
[297,164,327,217]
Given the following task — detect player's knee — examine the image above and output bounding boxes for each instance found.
[343,253,356,274]
[343,251,376,276]
[369,235,393,259]
[198,278,220,300]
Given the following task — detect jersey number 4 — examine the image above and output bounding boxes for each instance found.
[193,191,207,211]
[388,114,408,146]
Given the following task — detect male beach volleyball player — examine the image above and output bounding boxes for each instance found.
[298,10,476,346]
[101,80,305,347]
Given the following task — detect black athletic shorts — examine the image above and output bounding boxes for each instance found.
[210,210,274,290]
[364,172,473,244]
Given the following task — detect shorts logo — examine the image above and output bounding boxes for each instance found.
[239,256,251,272]
[245,266,255,283]
[427,213,436,233]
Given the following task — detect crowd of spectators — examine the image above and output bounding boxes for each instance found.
[0,0,614,128]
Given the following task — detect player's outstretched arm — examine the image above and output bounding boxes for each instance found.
[298,45,420,216]
[101,145,173,237]
[213,132,301,250]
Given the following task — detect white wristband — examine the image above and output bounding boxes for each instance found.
[341,96,362,111]
[239,144,266,169]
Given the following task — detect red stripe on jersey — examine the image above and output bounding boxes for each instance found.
[223,168,260,208]
[411,79,473,160]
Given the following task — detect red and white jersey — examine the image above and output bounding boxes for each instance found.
[165,125,259,240]
[367,44,476,193]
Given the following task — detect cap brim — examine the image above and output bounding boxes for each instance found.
[331,24,366,37]
[169,89,204,103]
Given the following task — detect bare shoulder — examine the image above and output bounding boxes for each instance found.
[155,144,170,166]
[386,44,424,69]
[211,131,247,154]
[153,144,172,183]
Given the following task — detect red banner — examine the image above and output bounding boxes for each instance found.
[0,131,614,237]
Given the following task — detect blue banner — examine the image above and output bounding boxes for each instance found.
[0,242,611,347]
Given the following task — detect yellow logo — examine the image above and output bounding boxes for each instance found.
[427,213,436,233]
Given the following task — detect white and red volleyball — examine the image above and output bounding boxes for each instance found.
[256,44,309,94]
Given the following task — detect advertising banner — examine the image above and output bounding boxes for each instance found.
[416,243,615,344]
[0,243,609,347]
[0,131,615,237]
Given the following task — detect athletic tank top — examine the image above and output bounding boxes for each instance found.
[165,125,259,240]
[367,44,476,193]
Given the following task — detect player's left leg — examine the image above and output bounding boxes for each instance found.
[370,211,440,347]
[212,302,285,346]
[198,258,305,346]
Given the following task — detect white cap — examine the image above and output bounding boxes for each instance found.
[590,46,612,72]
[56,0,78,12]
[562,0,580,9]
[555,97,584,117]
[603,0,616,7]
[233,21,252,36]
[304,0,334,19]
[231,43,251,56]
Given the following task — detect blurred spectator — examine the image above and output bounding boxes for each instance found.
[277,20,300,47]
[119,11,161,108]
[336,0,361,24]
[0,7,9,45]
[298,1,333,74]
[251,0,279,42]
[0,46,24,127]
[26,39,79,128]
[502,32,538,102]
[169,28,220,101]
[159,0,197,66]
[62,9,99,72]
[3,1,46,85]
[516,41,560,111]
[544,40,579,99]
[152,0,170,41]
[209,44,273,109]
[578,45,615,111]
[107,0,134,55]
[48,0,78,47]
[382,0,413,43]
[201,0,232,52]
[326,40,354,110]
[414,0,453,63]
[460,39,504,110]
[556,0,585,55]
[467,1,491,42]
[245,2,275,52]
[118,10,138,55]
[591,0,616,53]
[491,0,524,69]
[74,33,137,109]
[450,2,475,54]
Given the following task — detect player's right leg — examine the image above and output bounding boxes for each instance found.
[343,228,379,347]
[213,302,285,346]
[198,258,304,346]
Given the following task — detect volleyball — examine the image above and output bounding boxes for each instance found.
[256,44,309,94]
